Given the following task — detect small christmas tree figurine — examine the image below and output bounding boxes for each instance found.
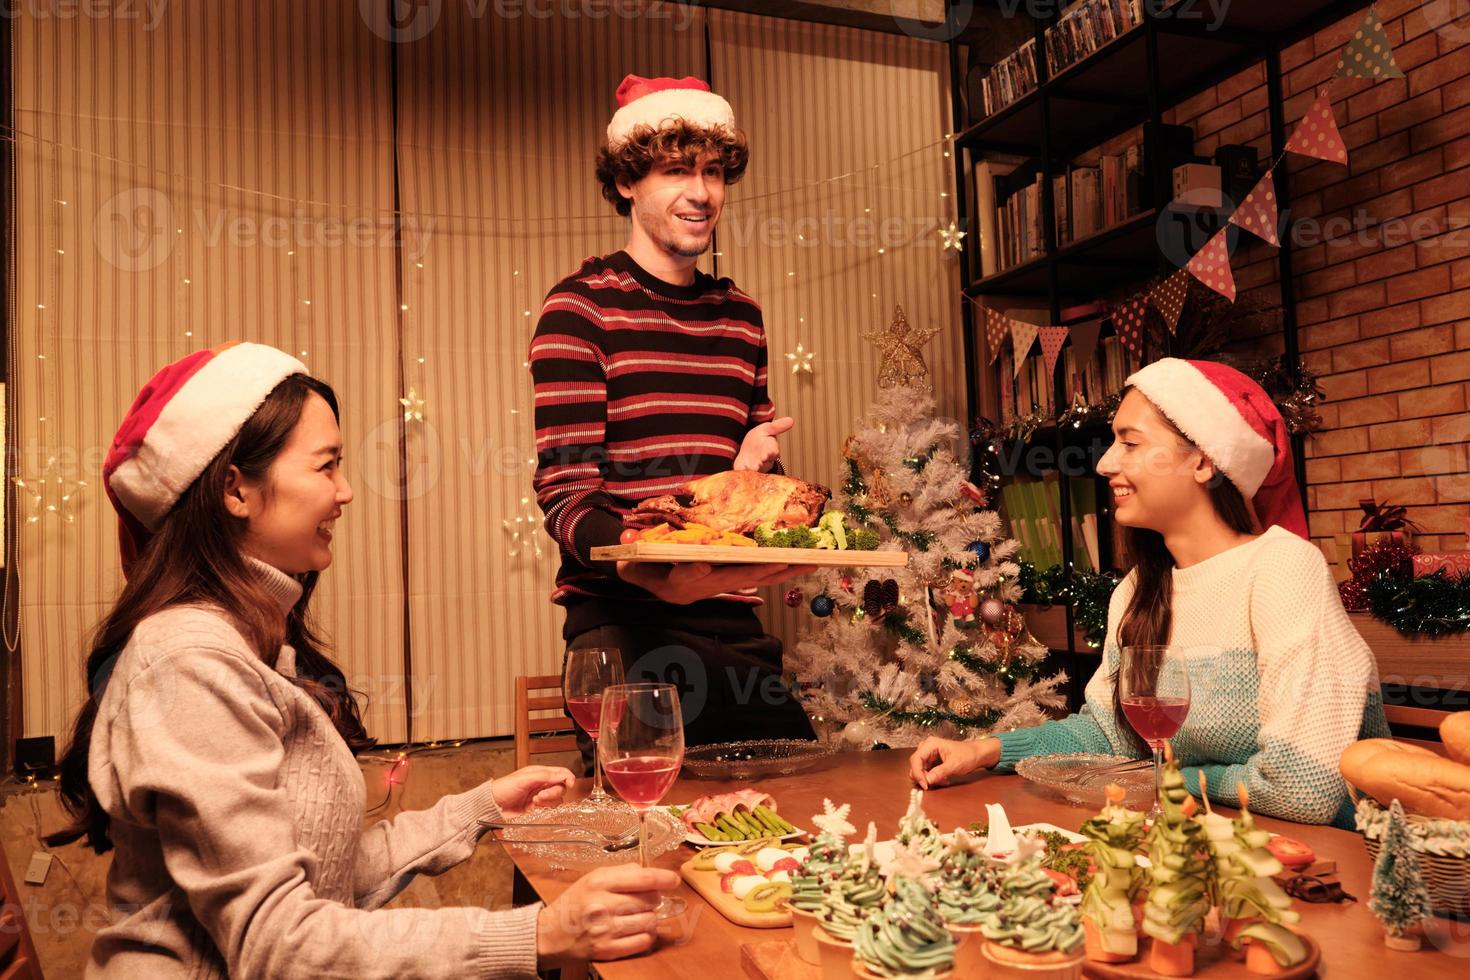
[1368,799,1431,951]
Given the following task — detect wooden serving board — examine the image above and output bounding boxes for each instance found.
[741,939,819,980]
[679,856,794,929]
[1083,933,1320,979]
[592,542,908,567]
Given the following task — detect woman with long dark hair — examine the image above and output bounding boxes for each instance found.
[50,343,677,978]
[909,359,1388,827]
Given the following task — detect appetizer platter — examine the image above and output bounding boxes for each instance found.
[590,471,908,568]
[679,838,811,928]
[670,789,807,846]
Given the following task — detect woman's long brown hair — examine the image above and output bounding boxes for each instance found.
[1110,386,1256,754]
[47,374,374,853]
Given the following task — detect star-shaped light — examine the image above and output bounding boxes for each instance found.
[811,799,856,840]
[502,496,545,560]
[400,387,426,423]
[880,839,942,886]
[13,455,88,526]
[862,305,940,389]
[938,220,966,252]
[785,342,816,375]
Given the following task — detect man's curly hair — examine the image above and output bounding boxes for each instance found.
[595,121,750,217]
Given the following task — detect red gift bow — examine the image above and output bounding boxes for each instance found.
[1356,498,1420,532]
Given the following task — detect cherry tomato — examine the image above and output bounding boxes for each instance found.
[619,528,640,545]
[1267,836,1315,870]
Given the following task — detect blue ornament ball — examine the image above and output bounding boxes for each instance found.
[810,595,834,617]
[968,540,991,564]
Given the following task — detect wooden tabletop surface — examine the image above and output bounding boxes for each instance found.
[505,749,1470,978]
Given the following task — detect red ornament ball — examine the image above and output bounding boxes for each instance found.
[784,588,804,608]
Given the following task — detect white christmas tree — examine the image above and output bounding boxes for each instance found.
[789,322,1067,747]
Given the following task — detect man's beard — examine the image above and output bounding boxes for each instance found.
[636,201,713,258]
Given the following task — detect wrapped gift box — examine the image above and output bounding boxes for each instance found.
[1411,552,1470,580]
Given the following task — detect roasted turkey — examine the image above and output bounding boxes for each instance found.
[626,470,832,534]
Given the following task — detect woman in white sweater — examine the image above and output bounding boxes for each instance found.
[49,343,677,978]
[909,358,1389,827]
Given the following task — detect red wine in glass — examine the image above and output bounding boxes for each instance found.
[600,682,686,919]
[563,648,624,807]
[1118,646,1192,819]
[603,756,682,808]
[1121,696,1190,743]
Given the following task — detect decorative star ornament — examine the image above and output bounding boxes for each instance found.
[400,387,427,423]
[785,342,816,375]
[863,305,940,389]
[938,220,966,252]
[502,496,544,560]
[13,455,88,526]
[811,799,856,841]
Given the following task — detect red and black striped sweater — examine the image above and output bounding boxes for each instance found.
[529,250,777,634]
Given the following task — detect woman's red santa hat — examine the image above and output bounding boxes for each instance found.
[606,74,734,147]
[1126,357,1309,539]
[103,341,308,575]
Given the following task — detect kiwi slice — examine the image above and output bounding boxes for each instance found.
[742,881,793,914]
[692,847,732,872]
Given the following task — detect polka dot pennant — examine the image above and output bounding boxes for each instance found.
[1009,317,1040,378]
[1186,228,1237,303]
[984,305,1010,364]
[1285,89,1348,166]
[1148,269,1189,335]
[1111,294,1149,358]
[1038,325,1069,381]
[1335,6,1403,80]
[1228,170,1281,247]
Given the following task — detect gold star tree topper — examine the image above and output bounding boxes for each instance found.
[863,305,940,389]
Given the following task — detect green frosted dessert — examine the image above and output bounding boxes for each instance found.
[895,789,947,864]
[792,799,857,913]
[817,823,888,941]
[979,857,1086,954]
[934,829,1000,925]
[853,873,957,977]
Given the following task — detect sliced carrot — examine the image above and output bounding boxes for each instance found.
[1083,919,1134,963]
[1245,939,1290,976]
[1148,937,1196,977]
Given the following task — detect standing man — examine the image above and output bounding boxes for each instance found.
[530,75,816,753]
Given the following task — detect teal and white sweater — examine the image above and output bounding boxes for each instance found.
[994,525,1389,827]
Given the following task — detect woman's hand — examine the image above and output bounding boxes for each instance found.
[491,765,576,818]
[616,560,815,605]
[908,737,1001,788]
[537,864,682,965]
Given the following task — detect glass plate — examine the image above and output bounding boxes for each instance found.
[1014,752,1155,809]
[495,801,684,871]
[681,738,837,780]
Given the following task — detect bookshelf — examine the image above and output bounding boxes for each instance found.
[946,0,1367,698]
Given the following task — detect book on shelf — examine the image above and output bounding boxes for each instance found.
[1044,0,1146,79]
[979,37,1039,118]
[975,156,1022,277]
[991,167,1048,272]
[999,475,1103,572]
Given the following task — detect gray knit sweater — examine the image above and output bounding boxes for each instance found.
[85,559,541,978]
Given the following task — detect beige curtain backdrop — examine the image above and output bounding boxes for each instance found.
[707,10,964,655]
[9,2,961,743]
[11,2,408,742]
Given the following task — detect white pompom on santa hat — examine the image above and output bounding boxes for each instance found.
[605,74,734,147]
[1125,357,1308,539]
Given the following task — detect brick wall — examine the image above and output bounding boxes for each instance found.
[1160,0,1469,566]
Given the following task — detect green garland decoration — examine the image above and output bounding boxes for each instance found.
[1364,567,1470,637]
[1015,560,1121,649]
[842,459,936,551]
[947,643,1045,682]
[882,611,928,648]
[859,691,1002,731]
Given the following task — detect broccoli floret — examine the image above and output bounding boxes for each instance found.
[848,527,880,551]
[817,511,849,550]
[754,523,823,548]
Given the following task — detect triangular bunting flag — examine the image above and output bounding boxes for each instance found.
[1038,326,1069,380]
[984,306,1010,365]
[1010,318,1039,378]
[1186,228,1237,302]
[1335,5,1404,80]
[1149,269,1190,335]
[1285,89,1348,166]
[1229,170,1281,247]
[1068,318,1103,368]
[1111,295,1149,358]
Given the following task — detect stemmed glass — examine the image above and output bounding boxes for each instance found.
[600,682,686,919]
[1118,645,1192,819]
[563,647,624,809]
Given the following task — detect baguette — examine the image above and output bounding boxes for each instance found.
[1339,738,1470,820]
[1442,712,1470,767]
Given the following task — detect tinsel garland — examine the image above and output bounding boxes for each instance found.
[1015,560,1121,649]
[859,691,1002,731]
[948,643,1046,682]
[1363,567,1470,637]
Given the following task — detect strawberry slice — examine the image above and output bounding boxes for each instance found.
[720,871,739,894]
[729,860,757,876]
[772,858,801,873]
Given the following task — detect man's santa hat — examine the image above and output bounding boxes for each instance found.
[1125,358,1308,538]
[104,342,308,575]
[606,74,734,147]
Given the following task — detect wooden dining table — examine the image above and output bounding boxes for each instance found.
[504,750,1470,979]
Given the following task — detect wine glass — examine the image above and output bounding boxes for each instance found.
[563,647,624,809]
[600,682,686,919]
[1118,645,1192,819]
